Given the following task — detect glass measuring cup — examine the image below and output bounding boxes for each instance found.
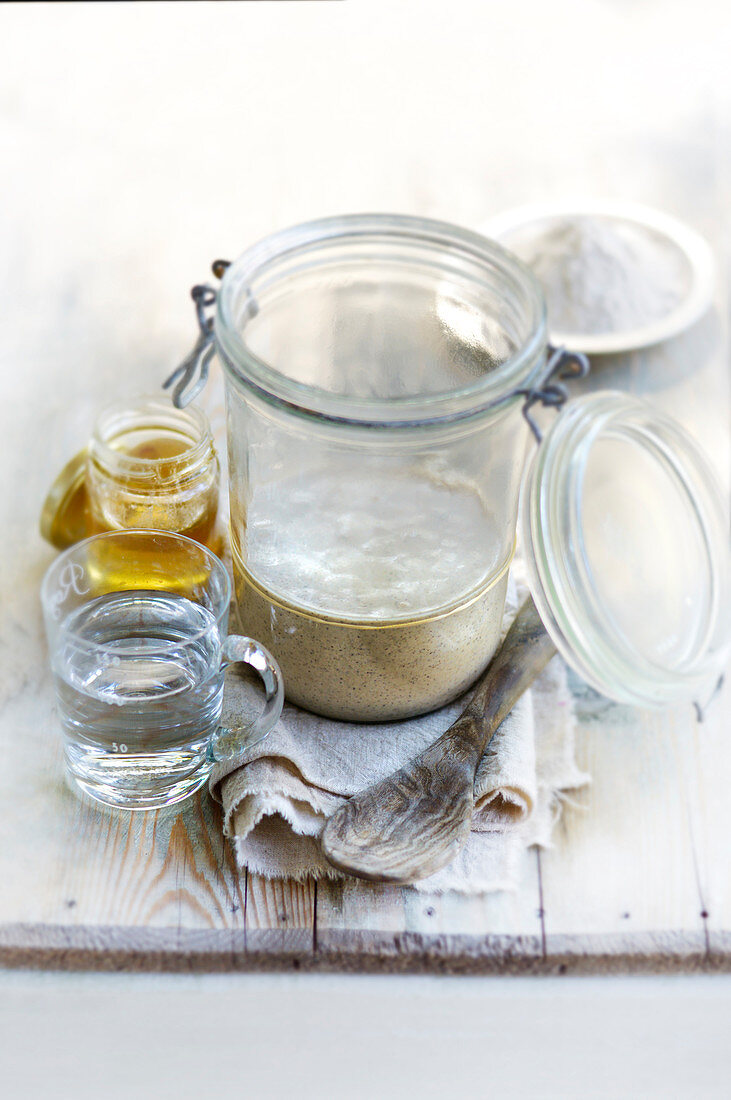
[41,530,284,810]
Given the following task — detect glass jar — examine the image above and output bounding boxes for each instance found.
[41,396,221,552]
[214,215,548,720]
[87,396,220,548]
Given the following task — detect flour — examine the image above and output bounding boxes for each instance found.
[508,216,690,336]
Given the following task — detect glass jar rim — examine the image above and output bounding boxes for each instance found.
[521,390,730,708]
[215,213,548,428]
[89,395,214,481]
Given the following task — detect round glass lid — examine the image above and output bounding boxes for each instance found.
[521,391,730,709]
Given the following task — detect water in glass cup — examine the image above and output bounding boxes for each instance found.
[43,529,284,810]
[53,589,224,809]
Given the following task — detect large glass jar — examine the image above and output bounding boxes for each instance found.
[214,215,548,720]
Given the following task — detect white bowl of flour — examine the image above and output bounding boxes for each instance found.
[480,201,715,354]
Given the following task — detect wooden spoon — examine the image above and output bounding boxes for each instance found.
[320,596,556,884]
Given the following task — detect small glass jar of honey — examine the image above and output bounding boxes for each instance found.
[41,396,221,552]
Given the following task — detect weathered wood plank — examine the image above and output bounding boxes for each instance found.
[58,795,246,932]
[245,876,316,958]
[0,922,727,975]
[539,693,707,941]
[0,696,231,930]
[401,852,543,940]
[316,880,407,937]
[316,842,545,962]
[685,681,731,955]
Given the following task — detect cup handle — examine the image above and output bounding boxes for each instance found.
[207,635,284,763]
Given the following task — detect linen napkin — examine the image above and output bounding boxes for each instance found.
[209,576,590,894]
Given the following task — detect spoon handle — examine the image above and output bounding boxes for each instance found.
[467,594,557,743]
[421,595,556,774]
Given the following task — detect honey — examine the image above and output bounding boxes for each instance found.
[88,405,220,551]
[124,434,191,462]
[41,397,221,553]
[85,529,214,597]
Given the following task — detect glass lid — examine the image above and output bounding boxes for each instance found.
[521,391,730,709]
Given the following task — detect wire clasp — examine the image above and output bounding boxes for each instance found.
[517,346,591,442]
[163,259,233,408]
[163,285,217,408]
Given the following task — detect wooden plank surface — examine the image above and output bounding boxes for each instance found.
[0,0,729,974]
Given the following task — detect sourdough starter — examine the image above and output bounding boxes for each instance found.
[232,463,510,721]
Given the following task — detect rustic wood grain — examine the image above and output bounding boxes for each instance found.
[57,794,246,932]
[539,698,708,941]
[245,876,317,958]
